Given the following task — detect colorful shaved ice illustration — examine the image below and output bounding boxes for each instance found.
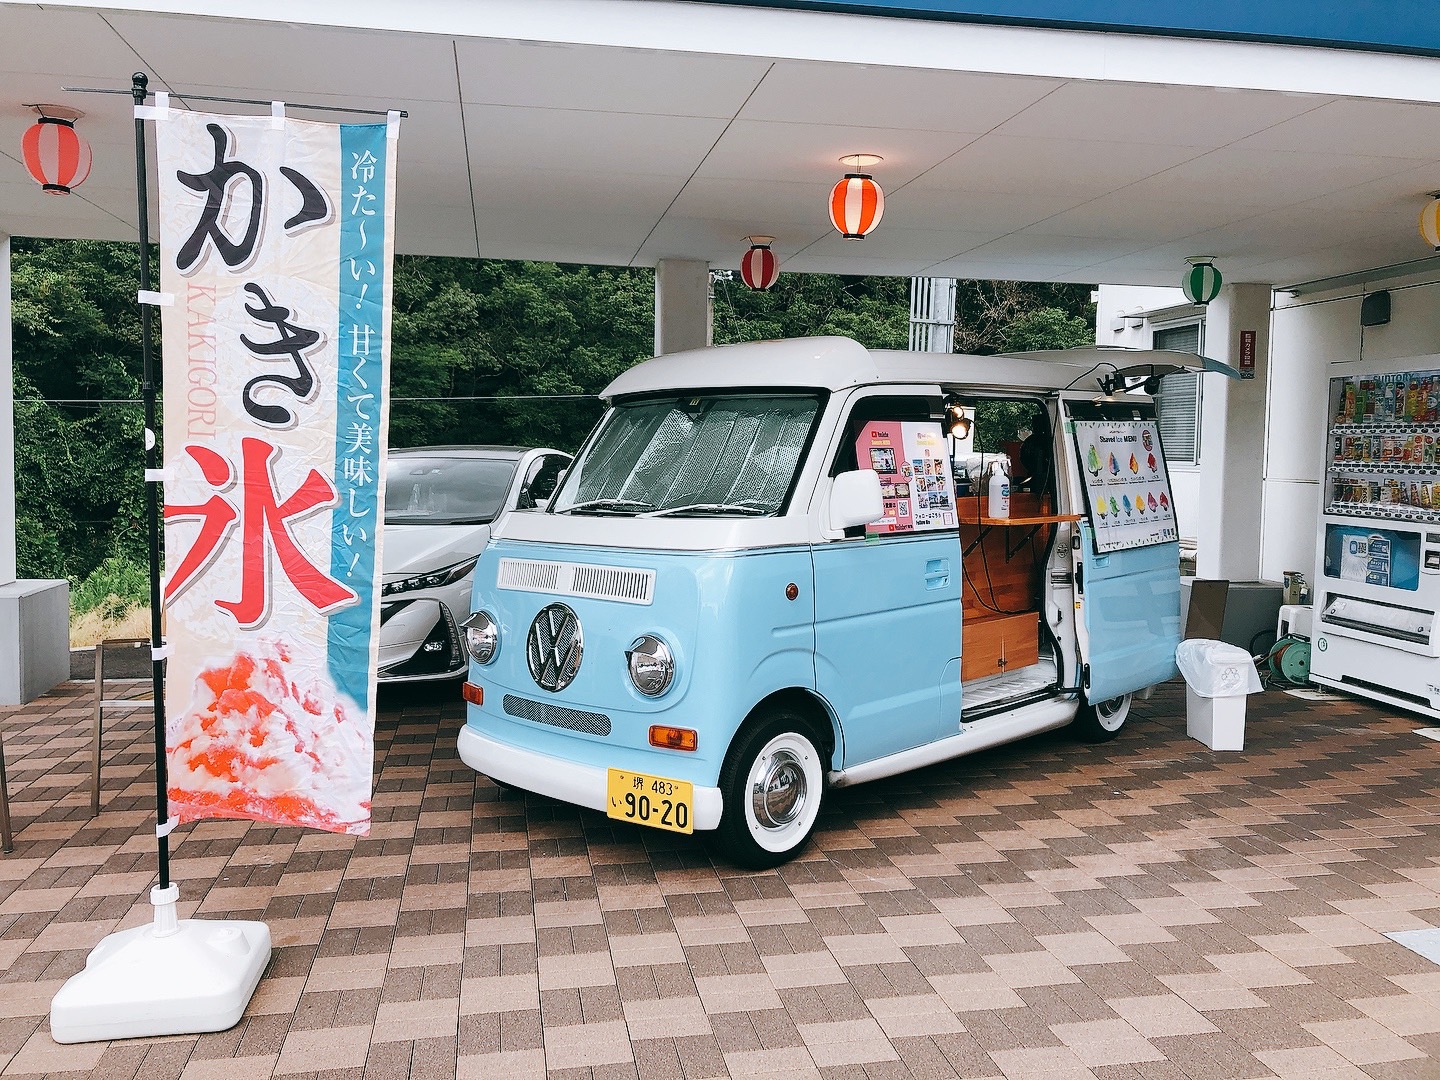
[167,640,372,835]
[1110,497,1120,516]
[1129,453,1139,474]
[1122,495,1132,516]
[1108,452,1120,475]
[1147,452,1157,471]
[1148,492,1159,512]
[1087,445,1101,475]
[1159,492,1170,510]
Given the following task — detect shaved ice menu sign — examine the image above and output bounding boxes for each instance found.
[156,106,399,834]
[1072,420,1177,553]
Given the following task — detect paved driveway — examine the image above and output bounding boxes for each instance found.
[1,679,1437,1079]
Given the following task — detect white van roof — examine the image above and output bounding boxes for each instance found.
[602,336,1112,400]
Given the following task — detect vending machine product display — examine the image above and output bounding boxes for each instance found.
[1311,364,1440,717]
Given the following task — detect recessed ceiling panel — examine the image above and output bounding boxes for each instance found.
[992,81,1329,147]
[456,38,770,118]
[1232,98,1440,161]
[697,119,979,186]
[1122,147,1430,208]
[909,135,1200,198]
[741,61,1061,133]
[462,105,726,178]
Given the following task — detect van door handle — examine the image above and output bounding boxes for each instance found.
[925,558,950,590]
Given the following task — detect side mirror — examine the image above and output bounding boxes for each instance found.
[829,469,885,532]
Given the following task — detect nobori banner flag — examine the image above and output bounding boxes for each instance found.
[155,108,399,835]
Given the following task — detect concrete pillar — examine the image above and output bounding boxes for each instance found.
[1196,282,1272,581]
[1,234,71,703]
[654,258,711,356]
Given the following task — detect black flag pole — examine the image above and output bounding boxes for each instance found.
[130,70,171,893]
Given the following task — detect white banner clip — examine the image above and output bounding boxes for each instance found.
[271,101,286,128]
[151,643,171,662]
[134,91,172,122]
[138,290,174,307]
[156,817,179,838]
[143,467,167,484]
[387,110,402,139]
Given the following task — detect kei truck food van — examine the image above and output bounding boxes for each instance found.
[456,337,1238,867]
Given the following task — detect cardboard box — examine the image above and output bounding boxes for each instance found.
[1186,686,1246,750]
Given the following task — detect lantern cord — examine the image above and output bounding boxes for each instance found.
[63,84,407,119]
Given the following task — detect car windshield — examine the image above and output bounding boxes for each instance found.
[551,393,822,517]
[384,455,519,525]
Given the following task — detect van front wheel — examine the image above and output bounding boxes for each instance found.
[716,713,825,869]
[1074,692,1132,743]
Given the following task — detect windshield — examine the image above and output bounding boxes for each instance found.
[551,393,823,517]
[384,455,519,525]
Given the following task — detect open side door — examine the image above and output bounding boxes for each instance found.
[1062,398,1182,703]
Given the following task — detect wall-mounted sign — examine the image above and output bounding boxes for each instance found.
[856,421,956,535]
[1239,329,1257,380]
[1072,419,1178,552]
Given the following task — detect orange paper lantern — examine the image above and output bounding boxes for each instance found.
[22,116,91,195]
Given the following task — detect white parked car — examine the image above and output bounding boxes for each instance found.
[379,445,571,683]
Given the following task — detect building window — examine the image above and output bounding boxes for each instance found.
[1153,323,1203,466]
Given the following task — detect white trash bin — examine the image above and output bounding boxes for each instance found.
[1176,639,1262,751]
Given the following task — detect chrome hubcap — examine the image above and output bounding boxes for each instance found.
[751,749,806,829]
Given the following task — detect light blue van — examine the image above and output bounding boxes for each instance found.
[457,337,1227,866]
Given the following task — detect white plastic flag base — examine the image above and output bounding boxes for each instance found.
[50,885,271,1044]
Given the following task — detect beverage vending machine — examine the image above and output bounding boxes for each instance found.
[1311,362,1440,717]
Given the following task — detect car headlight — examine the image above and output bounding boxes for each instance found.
[381,556,478,598]
[463,610,500,664]
[626,635,674,697]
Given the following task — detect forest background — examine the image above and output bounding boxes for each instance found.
[10,238,1092,634]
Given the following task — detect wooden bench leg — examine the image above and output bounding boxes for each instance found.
[0,734,12,853]
[91,644,105,818]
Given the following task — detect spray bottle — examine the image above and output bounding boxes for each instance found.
[987,459,1010,519]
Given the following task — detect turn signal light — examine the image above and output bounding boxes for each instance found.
[649,725,697,751]
[462,682,484,707]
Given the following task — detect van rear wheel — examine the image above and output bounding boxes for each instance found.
[716,711,825,869]
[1074,692,1132,743]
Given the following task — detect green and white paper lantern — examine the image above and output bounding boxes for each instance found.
[1182,257,1222,305]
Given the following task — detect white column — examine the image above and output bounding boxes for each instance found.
[1196,282,1273,581]
[654,258,711,356]
[1,233,13,587]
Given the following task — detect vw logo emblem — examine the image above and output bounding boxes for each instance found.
[526,603,583,692]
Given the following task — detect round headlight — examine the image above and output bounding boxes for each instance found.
[626,635,675,697]
[463,611,500,664]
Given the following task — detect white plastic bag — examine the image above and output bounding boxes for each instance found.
[1175,639,1263,698]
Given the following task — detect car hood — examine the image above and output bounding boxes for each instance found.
[382,522,493,577]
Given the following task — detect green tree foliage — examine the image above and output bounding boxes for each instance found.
[388,257,652,451]
[12,239,152,582]
[712,273,910,348]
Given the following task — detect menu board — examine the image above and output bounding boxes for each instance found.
[856,421,956,535]
[1072,419,1177,552]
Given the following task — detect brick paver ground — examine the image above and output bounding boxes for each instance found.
[0,676,1437,1079]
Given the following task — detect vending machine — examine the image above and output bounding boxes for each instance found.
[1311,362,1440,718]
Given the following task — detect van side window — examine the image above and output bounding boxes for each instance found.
[831,395,937,476]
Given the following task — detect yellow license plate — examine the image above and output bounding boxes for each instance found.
[606,768,694,834]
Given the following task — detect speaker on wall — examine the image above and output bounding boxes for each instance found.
[1361,290,1391,327]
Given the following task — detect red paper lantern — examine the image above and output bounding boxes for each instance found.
[739,238,780,291]
[829,167,884,240]
[22,116,91,195]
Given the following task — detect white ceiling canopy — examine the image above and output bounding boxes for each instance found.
[2,0,1439,286]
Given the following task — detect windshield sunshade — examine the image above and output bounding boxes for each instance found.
[384,456,518,525]
[553,394,821,517]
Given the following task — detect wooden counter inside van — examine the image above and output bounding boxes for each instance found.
[957,492,1073,682]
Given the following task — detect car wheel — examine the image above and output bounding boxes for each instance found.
[716,711,825,869]
[1074,692,1132,743]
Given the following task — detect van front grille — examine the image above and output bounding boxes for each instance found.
[502,694,612,737]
